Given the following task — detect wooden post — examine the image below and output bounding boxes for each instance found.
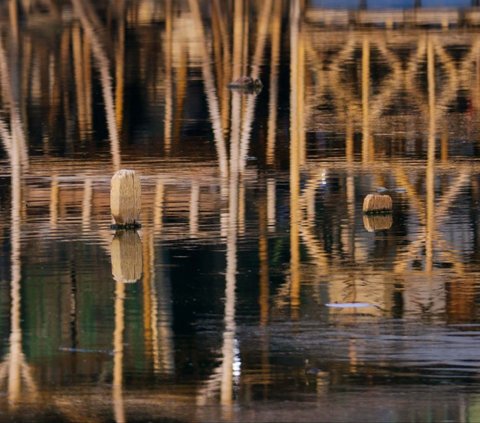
[362,194,392,214]
[110,169,141,228]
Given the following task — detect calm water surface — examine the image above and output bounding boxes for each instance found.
[2,1,480,422]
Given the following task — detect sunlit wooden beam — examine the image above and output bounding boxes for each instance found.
[72,0,121,171]
[239,0,272,172]
[156,245,175,375]
[115,5,125,134]
[163,0,173,154]
[0,36,29,169]
[188,0,228,178]
[212,0,231,136]
[290,0,301,317]
[142,232,161,372]
[173,43,188,142]
[49,175,59,229]
[266,0,282,166]
[72,25,87,138]
[112,281,125,423]
[267,178,276,232]
[258,190,269,326]
[426,36,436,274]
[154,179,164,232]
[8,143,21,407]
[362,36,372,162]
[81,177,93,229]
[189,181,200,237]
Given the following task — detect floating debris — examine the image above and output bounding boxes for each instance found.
[227,76,263,93]
[325,302,375,308]
[59,347,113,355]
[376,186,406,194]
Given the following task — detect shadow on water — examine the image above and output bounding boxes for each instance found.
[2,0,480,422]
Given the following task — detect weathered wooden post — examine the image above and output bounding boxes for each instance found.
[363,193,393,232]
[111,230,143,283]
[362,194,392,214]
[110,169,142,283]
[110,169,141,229]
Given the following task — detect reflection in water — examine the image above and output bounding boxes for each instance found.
[0,48,37,410]
[290,0,302,318]
[3,0,480,422]
[112,281,125,423]
[72,0,121,169]
[111,231,142,283]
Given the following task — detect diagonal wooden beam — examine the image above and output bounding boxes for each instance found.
[188,0,228,178]
[71,0,120,170]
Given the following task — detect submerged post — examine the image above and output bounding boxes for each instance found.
[110,169,141,229]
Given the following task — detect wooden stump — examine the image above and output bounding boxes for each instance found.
[110,169,141,228]
[111,230,143,283]
[362,194,392,214]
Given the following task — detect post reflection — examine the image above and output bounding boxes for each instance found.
[0,21,37,410]
[2,1,480,421]
[112,281,126,423]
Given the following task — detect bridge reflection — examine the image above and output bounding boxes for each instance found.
[1,0,480,421]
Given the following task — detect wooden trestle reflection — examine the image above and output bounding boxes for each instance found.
[0,0,480,419]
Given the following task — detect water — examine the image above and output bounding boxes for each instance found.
[2,0,480,421]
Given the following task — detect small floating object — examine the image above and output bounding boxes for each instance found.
[376,186,406,194]
[59,347,113,355]
[325,302,375,308]
[110,169,141,229]
[362,193,392,214]
[111,230,143,283]
[227,76,263,93]
[363,214,393,232]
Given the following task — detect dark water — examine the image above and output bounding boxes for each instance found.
[2,1,480,422]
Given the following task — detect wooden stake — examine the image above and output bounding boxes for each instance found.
[111,230,143,283]
[362,194,392,214]
[110,169,141,228]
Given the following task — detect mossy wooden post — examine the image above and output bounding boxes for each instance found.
[110,169,141,229]
[111,230,143,283]
[362,194,392,214]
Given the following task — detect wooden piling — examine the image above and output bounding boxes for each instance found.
[362,194,392,214]
[111,230,143,283]
[110,169,141,228]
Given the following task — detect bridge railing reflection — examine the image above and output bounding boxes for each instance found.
[2,0,480,417]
